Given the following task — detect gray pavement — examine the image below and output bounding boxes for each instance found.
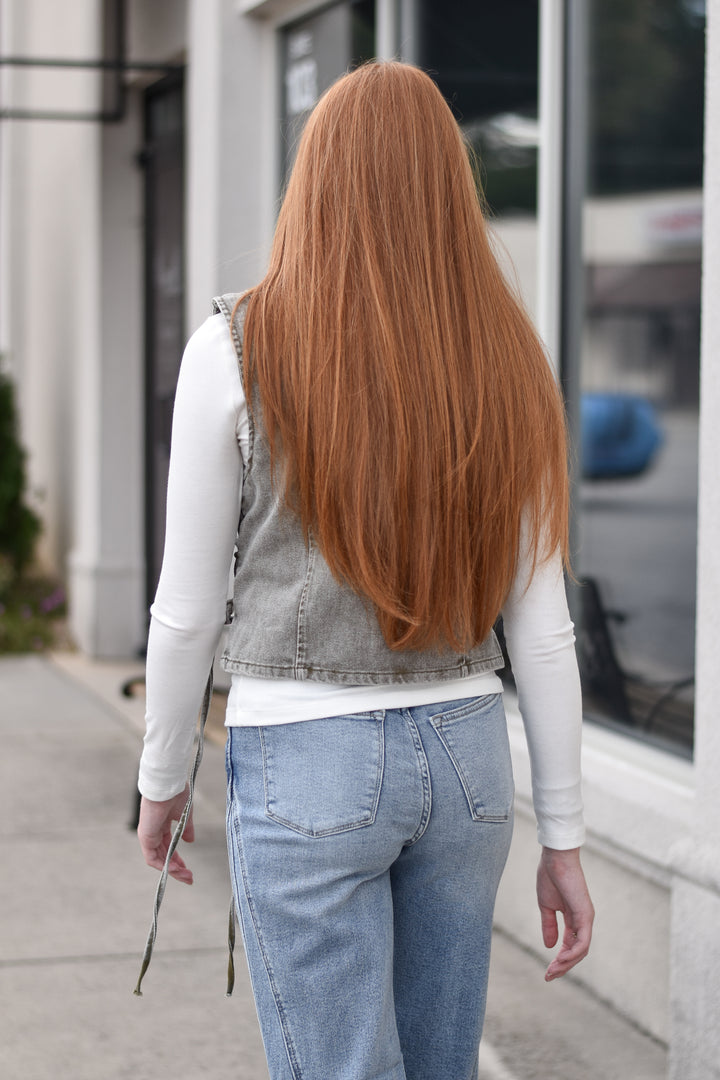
[0,653,668,1080]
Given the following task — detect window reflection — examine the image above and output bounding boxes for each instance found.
[577,0,704,754]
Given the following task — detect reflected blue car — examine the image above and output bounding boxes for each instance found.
[581,393,663,479]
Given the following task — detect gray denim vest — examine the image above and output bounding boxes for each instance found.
[213,293,503,685]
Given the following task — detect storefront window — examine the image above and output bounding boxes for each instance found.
[277,0,702,755]
[576,0,705,755]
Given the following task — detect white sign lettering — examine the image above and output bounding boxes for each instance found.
[286,58,318,116]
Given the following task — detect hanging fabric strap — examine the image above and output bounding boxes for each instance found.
[226,894,236,997]
[133,666,214,996]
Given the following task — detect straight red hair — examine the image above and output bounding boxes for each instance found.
[240,61,569,652]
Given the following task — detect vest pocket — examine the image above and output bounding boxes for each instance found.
[259,712,385,836]
[429,695,514,821]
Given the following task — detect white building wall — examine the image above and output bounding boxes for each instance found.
[128,0,187,62]
[1,0,102,579]
[69,3,187,657]
[0,0,190,656]
[186,0,273,334]
[216,3,276,297]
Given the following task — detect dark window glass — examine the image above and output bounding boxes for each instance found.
[417,0,539,215]
[588,0,706,195]
[576,0,705,756]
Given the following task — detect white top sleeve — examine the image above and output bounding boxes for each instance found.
[139,313,585,850]
[501,545,585,849]
[138,314,245,800]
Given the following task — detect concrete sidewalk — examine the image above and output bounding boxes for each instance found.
[0,653,667,1080]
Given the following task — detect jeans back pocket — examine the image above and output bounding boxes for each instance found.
[429,695,514,822]
[260,712,385,836]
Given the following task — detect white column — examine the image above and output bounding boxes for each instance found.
[398,0,419,64]
[69,97,145,658]
[376,0,398,60]
[536,0,564,371]
[186,0,223,335]
[67,10,146,657]
[69,102,149,659]
[669,1,720,1076]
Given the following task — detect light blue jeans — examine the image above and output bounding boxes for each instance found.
[225,694,514,1080]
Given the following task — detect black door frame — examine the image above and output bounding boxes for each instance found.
[141,69,185,617]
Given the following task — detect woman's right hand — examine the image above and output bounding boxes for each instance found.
[137,787,195,885]
[536,846,594,981]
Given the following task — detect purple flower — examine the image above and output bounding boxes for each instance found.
[20,604,33,620]
[40,588,66,614]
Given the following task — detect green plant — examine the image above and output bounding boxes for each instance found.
[0,573,67,653]
[0,369,41,576]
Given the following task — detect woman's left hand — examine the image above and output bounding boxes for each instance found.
[537,846,594,981]
[137,787,195,885]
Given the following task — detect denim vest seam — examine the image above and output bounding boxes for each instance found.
[213,293,255,466]
[220,652,503,682]
[294,533,317,679]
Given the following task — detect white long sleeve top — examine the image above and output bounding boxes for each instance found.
[140,313,585,849]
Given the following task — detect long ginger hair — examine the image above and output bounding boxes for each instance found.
[241,61,569,652]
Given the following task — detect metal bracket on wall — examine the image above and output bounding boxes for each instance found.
[0,0,183,123]
[0,56,184,123]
